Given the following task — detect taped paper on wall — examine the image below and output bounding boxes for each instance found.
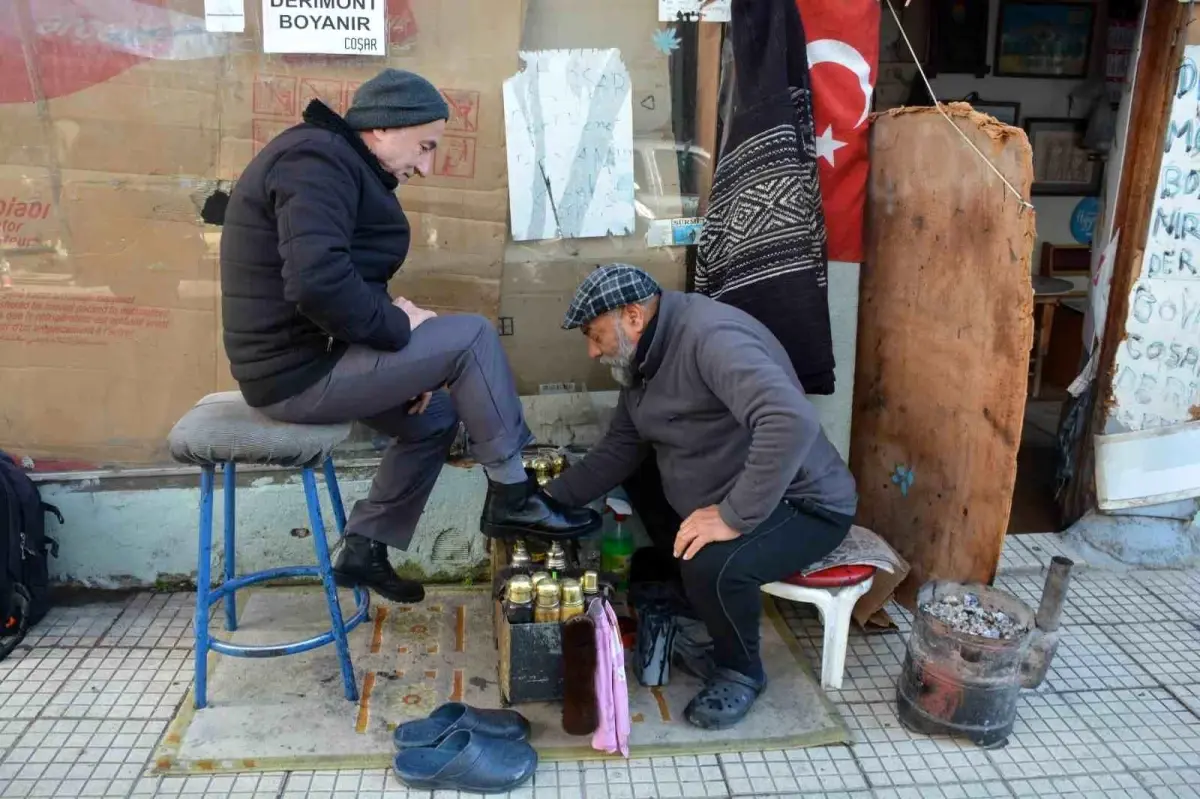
[503,48,635,242]
[205,0,244,32]
[646,217,704,247]
[261,0,386,56]
[659,0,731,22]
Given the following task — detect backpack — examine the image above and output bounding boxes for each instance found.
[1,451,62,661]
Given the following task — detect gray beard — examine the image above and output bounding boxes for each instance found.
[600,322,638,387]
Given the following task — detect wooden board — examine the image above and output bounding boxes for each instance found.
[851,104,1035,607]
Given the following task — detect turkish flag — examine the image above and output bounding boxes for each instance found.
[795,0,880,263]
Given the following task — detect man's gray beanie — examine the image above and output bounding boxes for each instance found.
[344,69,450,130]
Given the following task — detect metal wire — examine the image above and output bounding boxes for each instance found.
[882,0,1036,211]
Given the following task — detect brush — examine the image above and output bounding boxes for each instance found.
[561,614,599,736]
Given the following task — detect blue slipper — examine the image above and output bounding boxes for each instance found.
[683,668,767,730]
[393,702,531,749]
[392,729,537,794]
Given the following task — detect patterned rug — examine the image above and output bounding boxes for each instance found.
[154,586,850,774]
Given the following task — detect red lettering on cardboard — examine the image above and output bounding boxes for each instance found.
[434,136,476,179]
[252,118,292,156]
[253,74,299,118]
[0,293,171,345]
[299,77,345,115]
[442,90,481,134]
[387,0,420,46]
[0,196,56,249]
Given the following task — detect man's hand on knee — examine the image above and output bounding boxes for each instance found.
[674,506,740,560]
[393,296,437,330]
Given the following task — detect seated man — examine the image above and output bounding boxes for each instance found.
[220,68,598,605]
[547,264,858,729]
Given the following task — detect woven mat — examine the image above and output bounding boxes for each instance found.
[154,586,850,774]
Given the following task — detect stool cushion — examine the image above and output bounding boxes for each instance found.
[783,564,876,589]
[168,391,351,468]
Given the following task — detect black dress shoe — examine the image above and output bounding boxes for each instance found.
[332,534,425,603]
[479,477,601,541]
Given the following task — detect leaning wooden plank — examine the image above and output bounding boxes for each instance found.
[851,103,1035,607]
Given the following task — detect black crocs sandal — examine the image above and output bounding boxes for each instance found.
[683,668,767,730]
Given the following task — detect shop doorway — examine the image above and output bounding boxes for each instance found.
[875,0,1141,535]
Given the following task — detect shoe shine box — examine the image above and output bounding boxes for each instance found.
[490,541,620,705]
[491,547,566,705]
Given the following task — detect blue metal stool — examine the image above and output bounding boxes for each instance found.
[168,392,370,709]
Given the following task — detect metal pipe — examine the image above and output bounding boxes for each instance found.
[1020,556,1075,689]
[1034,556,1074,632]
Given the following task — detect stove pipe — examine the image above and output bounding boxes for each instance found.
[1019,556,1074,689]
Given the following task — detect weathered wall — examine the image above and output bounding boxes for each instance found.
[851,104,1035,606]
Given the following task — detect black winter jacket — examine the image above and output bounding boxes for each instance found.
[220,100,413,407]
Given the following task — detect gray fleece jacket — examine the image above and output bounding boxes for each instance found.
[547,291,857,533]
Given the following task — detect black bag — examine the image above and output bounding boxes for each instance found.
[1,450,62,661]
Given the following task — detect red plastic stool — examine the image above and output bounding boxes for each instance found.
[762,564,876,689]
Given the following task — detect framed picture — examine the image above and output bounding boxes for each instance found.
[995,1,1096,79]
[1025,117,1103,196]
[930,0,990,76]
[970,99,1021,125]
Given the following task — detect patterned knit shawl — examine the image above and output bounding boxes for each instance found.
[696,0,836,395]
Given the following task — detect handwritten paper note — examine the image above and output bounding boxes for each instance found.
[503,49,635,242]
[205,0,244,32]
[1111,45,1200,431]
[659,0,731,22]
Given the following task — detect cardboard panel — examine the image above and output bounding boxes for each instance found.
[0,0,697,465]
[499,241,687,393]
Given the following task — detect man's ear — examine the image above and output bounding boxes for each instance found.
[625,302,646,333]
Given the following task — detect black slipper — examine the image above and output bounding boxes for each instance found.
[683,668,767,730]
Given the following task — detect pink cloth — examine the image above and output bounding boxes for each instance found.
[589,598,630,757]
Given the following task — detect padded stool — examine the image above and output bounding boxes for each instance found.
[761,565,876,690]
[168,391,370,709]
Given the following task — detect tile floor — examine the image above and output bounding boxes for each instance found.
[2,533,1199,798]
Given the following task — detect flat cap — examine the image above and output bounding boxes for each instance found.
[562,264,662,330]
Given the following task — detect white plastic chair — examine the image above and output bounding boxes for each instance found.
[761,565,876,690]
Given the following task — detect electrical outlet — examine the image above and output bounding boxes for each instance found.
[498,317,514,336]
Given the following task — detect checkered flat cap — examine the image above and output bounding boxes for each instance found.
[562,264,662,330]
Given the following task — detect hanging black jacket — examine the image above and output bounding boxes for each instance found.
[220,100,413,408]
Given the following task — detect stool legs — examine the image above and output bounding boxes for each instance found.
[323,457,347,534]
[223,463,238,633]
[302,467,359,702]
[193,460,365,710]
[195,466,216,710]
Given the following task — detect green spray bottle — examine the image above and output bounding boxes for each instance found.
[600,496,634,590]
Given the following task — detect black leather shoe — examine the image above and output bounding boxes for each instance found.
[479,477,601,541]
[332,534,425,603]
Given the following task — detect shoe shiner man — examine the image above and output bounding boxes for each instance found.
[546,264,858,728]
[220,68,599,604]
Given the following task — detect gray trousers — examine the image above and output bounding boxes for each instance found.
[261,314,533,549]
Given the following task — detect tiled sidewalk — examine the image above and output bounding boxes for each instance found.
[2,533,1199,798]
